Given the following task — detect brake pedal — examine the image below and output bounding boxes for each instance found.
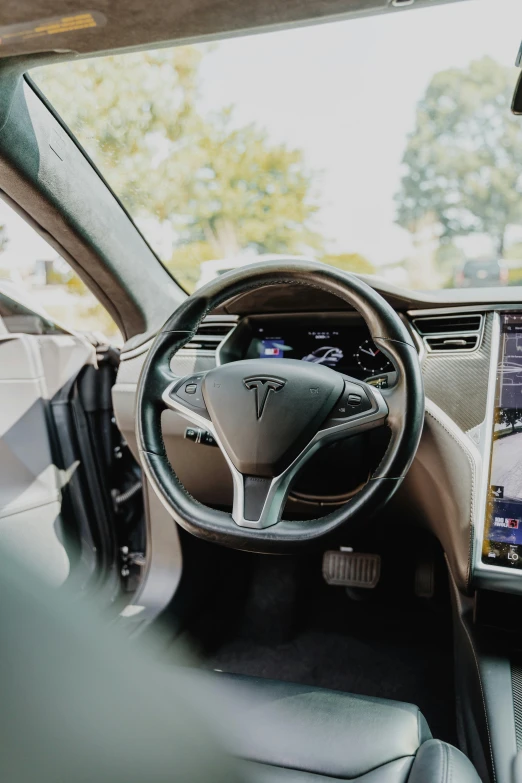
[322,550,381,589]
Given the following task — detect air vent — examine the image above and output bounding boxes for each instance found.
[196,324,233,336]
[413,314,482,335]
[412,313,483,354]
[183,321,234,352]
[425,334,479,352]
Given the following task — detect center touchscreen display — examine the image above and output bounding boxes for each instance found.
[483,313,522,569]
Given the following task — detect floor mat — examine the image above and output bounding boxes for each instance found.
[205,608,455,744]
[186,548,457,745]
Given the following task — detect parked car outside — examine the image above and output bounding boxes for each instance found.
[454,258,508,287]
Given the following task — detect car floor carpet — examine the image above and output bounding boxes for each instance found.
[180,546,457,746]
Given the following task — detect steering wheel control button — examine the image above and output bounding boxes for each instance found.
[184,427,217,446]
[201,431,217,447]
[171,375,208,411]
[366,372,396,390]
[331,380,373,419]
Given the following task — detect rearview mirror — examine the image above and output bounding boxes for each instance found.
[512,71,522,115]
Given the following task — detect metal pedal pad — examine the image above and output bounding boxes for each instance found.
[322,550,381,589]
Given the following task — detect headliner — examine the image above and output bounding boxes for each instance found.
[0,0,471,61]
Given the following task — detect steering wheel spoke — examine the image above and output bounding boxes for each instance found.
[225,378,388,530]
[230,473,287,528]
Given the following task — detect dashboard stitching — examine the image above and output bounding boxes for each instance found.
[441,740,447,783]
[425,406,475,590]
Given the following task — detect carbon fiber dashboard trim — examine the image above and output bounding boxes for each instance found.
[420,313,493,432]
[512,664,522,750]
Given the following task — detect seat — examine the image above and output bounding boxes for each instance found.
[0,545,482,783]
[217,675,481,783]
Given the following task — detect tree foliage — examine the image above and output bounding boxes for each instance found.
[35,49,322,286]
[322,253,374,275]
[498,407,522,434]
[0,223,8,252]
[395,57,522,255]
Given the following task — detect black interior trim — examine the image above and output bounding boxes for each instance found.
[0,60,184,339]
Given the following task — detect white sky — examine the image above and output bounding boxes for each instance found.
[1,0,522,274]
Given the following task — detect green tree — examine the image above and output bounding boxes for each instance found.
[0,223,9,279]
[395,57,522,256]
[505,242,522,261]
[0,223,8,252]
[175,114,322,256]
[35,50,322,289]
[434,243,464,285]
[498,407,522,434]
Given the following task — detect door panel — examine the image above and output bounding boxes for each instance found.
[0,332,94,584]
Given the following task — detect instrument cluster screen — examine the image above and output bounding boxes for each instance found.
[246,323,394,381]
[483,313,522,569]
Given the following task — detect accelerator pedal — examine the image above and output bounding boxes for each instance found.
[322,550,381,589]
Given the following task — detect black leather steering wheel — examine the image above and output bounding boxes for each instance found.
[136,260,424,552]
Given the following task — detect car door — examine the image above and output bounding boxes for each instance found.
[0,315,94,585]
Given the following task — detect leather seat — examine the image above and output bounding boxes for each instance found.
[0,545,482,783]
[217,675,481,783]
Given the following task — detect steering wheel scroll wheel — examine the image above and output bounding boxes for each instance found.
[136,260,424,552]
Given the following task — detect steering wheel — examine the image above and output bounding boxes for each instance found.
[136,260,424,552]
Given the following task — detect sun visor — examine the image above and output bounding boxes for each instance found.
[0,0,467,61]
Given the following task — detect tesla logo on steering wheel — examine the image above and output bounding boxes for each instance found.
[243,376,286,419]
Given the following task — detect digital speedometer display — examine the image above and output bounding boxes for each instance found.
[246,322,394,381]
[354,339,394,375]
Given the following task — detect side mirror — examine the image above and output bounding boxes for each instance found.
[512,71,522,116]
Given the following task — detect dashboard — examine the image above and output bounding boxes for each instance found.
[218,314,398,391]
[114,282,522,597]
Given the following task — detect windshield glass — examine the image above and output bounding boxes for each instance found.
[32,0,522,293]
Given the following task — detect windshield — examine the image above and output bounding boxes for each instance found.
[32,0,522,293]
